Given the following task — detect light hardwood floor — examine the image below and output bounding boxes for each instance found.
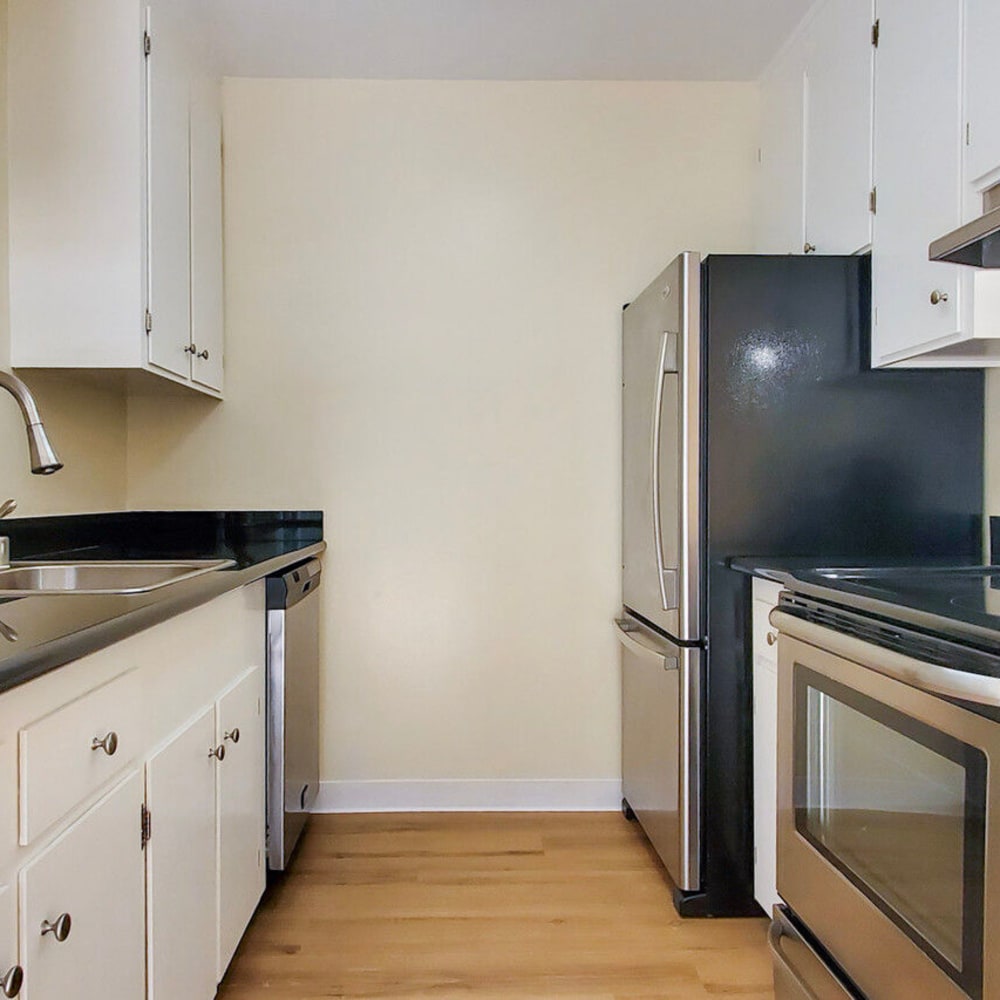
[218,812,775,1000]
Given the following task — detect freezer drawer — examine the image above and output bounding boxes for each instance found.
[617,615,700,891]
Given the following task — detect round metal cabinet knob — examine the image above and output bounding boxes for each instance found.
[40,913,71,942]
[209,744,226,762]
[0,965,23,997]
[766,632,778,646]
[930,289,949,305]
[197,349,210,360]
[91,731,118,756]
[183,343,198,354]
[803,242,817,254]
[223,728,240,744]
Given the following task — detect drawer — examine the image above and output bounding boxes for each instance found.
[753,598,779,667]
[752,578,782,607]
[19,669,142,846]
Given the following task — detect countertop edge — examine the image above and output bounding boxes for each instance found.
[0,540,326,695]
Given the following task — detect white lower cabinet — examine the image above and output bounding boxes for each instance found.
[0,581,271,1000]
[752,578,782,914]
[146,708,218,1000]
[217,667,265,979]
[0,885,21,999]
[19,772,146,1000]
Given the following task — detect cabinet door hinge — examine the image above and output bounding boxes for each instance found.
[145,309,153,334]
[871,19,879,47]
[144,31,151,57]
[141,804,152,848]
[869,187,877,214]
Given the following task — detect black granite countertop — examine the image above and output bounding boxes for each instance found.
[0,511,324,694]
[729,554,1000,653]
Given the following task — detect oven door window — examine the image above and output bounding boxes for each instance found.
[794,668,986,997]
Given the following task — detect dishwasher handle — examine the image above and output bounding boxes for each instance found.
[267,558,322,610]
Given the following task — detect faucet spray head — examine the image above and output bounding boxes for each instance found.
[0,371,63,475]
[26,423,62,475]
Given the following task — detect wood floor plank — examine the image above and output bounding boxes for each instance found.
[218,813,774,1000]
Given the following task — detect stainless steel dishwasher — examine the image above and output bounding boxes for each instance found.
[266,558,322,871]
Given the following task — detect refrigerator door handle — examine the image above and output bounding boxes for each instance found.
[651,331,679,611]
[614,619,680,669]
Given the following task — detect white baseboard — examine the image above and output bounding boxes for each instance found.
[312,778,623,813]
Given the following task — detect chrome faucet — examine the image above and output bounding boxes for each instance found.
[0,371,63,569]
[0,371,62,475]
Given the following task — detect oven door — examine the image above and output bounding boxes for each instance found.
[772,613,1000,1000]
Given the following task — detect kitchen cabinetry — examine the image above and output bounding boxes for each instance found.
[0,886,21,999]
[870,0,971,367]
[963,0,1000,188]
[754,0,873,256]
[146,708,218,1000]
[0,582,267,1000]
[217,668,265,979]
[7,0,224,396]
[751,578,781,914]
[19,772,146,1000]
[803,0,874,255]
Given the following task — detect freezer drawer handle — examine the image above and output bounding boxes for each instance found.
[614,620,678,670]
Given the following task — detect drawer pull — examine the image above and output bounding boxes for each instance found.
[0,965,23,997]
[40,913,71,942]
[223,727,240,744]
[208,744,226,762]
[766,632,777,646]
[90,731,119,756]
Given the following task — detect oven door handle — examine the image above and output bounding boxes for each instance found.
[770,609,1000,707]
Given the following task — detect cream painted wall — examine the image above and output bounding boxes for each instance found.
[0,1,127,515]
[126,79,758,790]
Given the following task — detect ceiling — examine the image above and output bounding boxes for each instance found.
[207,0,815,81]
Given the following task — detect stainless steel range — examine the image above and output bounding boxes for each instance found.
[769,577,1000,1000]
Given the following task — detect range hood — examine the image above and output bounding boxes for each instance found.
[930,181,1000,267]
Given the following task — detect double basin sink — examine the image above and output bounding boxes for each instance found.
[0,559,234,597]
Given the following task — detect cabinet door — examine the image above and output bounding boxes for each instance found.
[190,77,225,394]
[751,589,780,915]
[871,0,965,365]
[145,0,192,380]
[217,668,265,979]
[146,707,217,1000]
[803,0,874,254]
[963,0,1000,186]
[755,53,806,254]
[0,886,22,1000]
[19,772,145,1000]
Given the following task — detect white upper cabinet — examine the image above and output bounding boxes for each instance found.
[870,0,968,366]
[754,0,874,257]
[7,0,224,396]
[803,0,874,255]
[963,0,1000,188]
[755,44,806,254]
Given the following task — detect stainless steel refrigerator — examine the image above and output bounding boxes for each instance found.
[618,252,984,917]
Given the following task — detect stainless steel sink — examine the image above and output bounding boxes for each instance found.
[0,558,234,596]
